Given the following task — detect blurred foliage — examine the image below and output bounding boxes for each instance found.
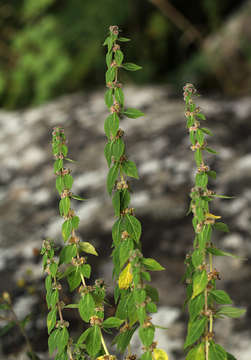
[0,0,246,109]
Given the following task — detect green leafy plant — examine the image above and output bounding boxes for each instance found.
[41,127,111,359]
[103,25,168,360]
[182,83,246,360]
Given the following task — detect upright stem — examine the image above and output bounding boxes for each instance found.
[10,308,35,360]
[101,332,110,355]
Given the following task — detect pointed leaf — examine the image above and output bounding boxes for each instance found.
[184,317,207,349]
[125,214,141,243]
[122,160,139,179]
[209,342,227,360]
[192,270,208,298]
[107,163,119,195]
[79,293,95,322]
[123,108,144,119]
[79,241,98,256]
[122,63,142,71]
[118,263,133,289]
[216,306,246,318]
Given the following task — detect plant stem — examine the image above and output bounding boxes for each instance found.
[10,308,35,360]
[101,332,110,355]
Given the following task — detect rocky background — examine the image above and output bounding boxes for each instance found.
[0,86,251,359]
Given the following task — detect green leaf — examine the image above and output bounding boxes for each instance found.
[123,108,144,119]
[125,214,141,243]
[85,325,101,357]
[50,290,59,308]
[207,247,241,259]
[58,265,75,280]
[192,250,203,268]
[195,173,208,188]
[65,157,76,163]
[104,114,113,138]
[62,220,72,242]
[184,317,207,349]
[192,270,208,298]
[56,176,64,194]
[212,194,234,199]
[77,327,92,345]
[104,88,113,108]
[54,159,63,174]
[120,189,130,210]
[104,113,120,139]
[201,127,213,136]
[58,327,69,354]
[80,264,91,278]
[67,268,81,292]
[79,241,98,256]
[104,142,112,167]
[63,174,73,189]
[122,63,142,71]
[118,37,131,42]
[211,290,232,305]
[195,149,202,167]
[119,238,134,268]
[61,197,70,216]
[112,190,121,217]
[216,306,246,318]
[140,351,152,360]
[189,293,205,321]
[139,325,155,347]
[114,327,137,352]
[207,170,217,179]
[50,262,58,277]
[45,275,52,293]
[112,219,122,246]
[112,138,125,161]
[209,342,227,360]
[71,216,80,229]
[59,244,77,264]
[146,302,157,313]
[47,308,57,334]
[79,293,95,322]
[115,87,124,106]
[102,316,124,328]
[213,222,229,233]
[196,129,204,146]
[71,194,86,201]
[111,113,120,137]
[197,113,206,120]
[64,303,79,309]
[137,306,146,326]
[48,329,60,355]
[115,50,124,65]
[142,258,165,271]
[122,160,139,179]
[107,163,119,195]
[206,147,218,154]
[186,342,205,360]
[106,67,116,83]
[106,51,113,67]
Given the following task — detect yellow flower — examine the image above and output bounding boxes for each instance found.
[153,349,169,360]
[118,263,133,289]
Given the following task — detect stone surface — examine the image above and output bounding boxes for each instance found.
[0,86,250,359]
